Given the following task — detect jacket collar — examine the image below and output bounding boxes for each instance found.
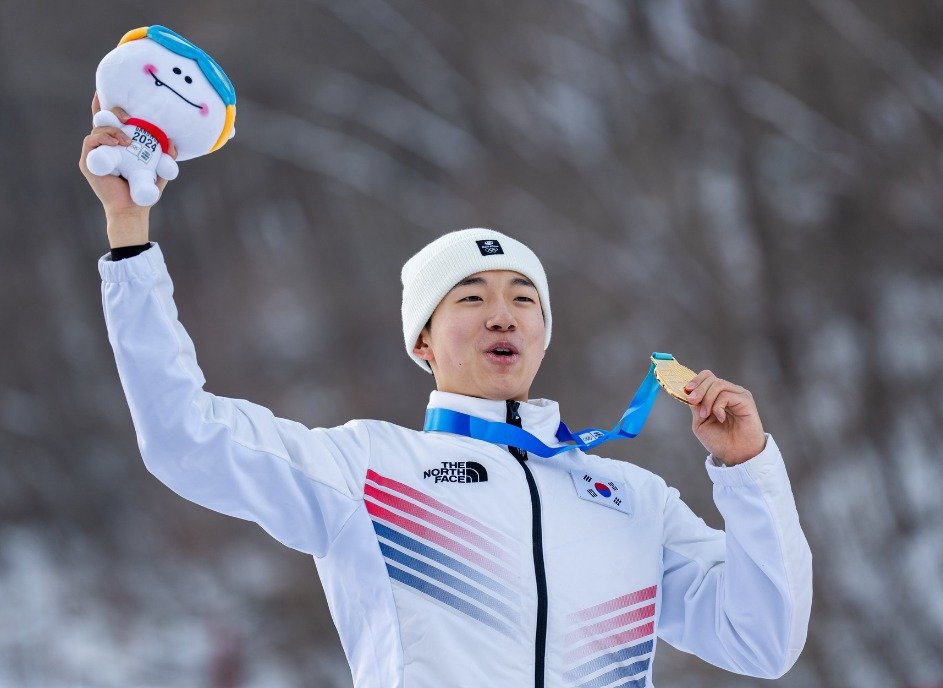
[427,391,563,447]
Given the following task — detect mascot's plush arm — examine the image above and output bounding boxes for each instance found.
[156,153,179,181]
[93,110,123,128]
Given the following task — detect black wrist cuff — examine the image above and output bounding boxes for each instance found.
[111,242,152,261]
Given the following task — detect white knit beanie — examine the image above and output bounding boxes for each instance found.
[401,228,552,372]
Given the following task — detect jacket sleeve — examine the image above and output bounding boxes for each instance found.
[98,243,368,558]
[657,435,813,678]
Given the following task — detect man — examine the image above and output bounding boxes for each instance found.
[81,105,812,688]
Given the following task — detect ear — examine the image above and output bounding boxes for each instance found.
[413,328,434,363]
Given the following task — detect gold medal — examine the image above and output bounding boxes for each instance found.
[652,354,697,405]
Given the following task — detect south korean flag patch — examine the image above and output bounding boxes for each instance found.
[570,470,633,516]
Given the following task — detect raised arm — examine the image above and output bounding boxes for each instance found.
[99,245,371,556]
[83,98,370,557]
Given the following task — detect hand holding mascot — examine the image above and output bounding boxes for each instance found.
[86,25,236,206]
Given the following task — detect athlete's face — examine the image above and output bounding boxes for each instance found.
[413,270,546,401]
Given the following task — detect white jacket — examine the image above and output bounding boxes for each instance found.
[99,243,813,688]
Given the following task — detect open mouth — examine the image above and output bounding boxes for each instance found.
[485,342,520,364]
[147,68,203,110]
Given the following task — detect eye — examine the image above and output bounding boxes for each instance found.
[515,296,535,302]
[185,76,193,84]
[459,295,482,302]
[173,67,182,74]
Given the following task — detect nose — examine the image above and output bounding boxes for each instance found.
[486,302,517,331]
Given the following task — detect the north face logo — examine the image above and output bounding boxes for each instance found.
[476,239,504,256]
[423,461,489,483]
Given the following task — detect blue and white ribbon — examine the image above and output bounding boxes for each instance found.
[423,352,677,458]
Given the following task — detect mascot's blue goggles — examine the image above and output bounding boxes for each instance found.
[146,25,236,106]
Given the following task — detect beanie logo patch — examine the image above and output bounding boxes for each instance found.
[476,239,504,256]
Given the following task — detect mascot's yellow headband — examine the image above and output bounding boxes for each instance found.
[119,25,236,153]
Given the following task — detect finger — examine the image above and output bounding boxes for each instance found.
[91,92,101,115]
[696,377,735,420]
[686,372,718,411]
[711,387,754,424]
[711,390,736,424]
[111,106,130,123]
[91,125,131,143]
[684,369,714,395]
[79,130,128,174]
[83,129,126,151]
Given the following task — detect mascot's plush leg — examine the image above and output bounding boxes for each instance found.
[128,169,160,207]
[86,146,123,177]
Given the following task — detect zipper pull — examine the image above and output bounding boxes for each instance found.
[506,400,521,424]
[505,400,528,462]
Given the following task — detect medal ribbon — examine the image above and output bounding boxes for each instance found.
[423,352,676,458]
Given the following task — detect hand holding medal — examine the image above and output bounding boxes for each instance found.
[653,354,766,466]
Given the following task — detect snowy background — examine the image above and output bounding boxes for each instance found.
[2,0,942,686]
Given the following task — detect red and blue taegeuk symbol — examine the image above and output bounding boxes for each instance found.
[594,482,611,498]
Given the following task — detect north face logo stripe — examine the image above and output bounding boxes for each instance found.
[365,469,512,548]
[363,469,522,638]
[562,585,658,686]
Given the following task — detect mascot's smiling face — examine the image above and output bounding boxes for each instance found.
[96,38,229,161]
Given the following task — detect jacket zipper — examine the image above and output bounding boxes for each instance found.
[507,400,548,688]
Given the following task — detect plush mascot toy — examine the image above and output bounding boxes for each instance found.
[86,25,236,206]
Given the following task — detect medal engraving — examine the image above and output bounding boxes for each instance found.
[652,355,697,405]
